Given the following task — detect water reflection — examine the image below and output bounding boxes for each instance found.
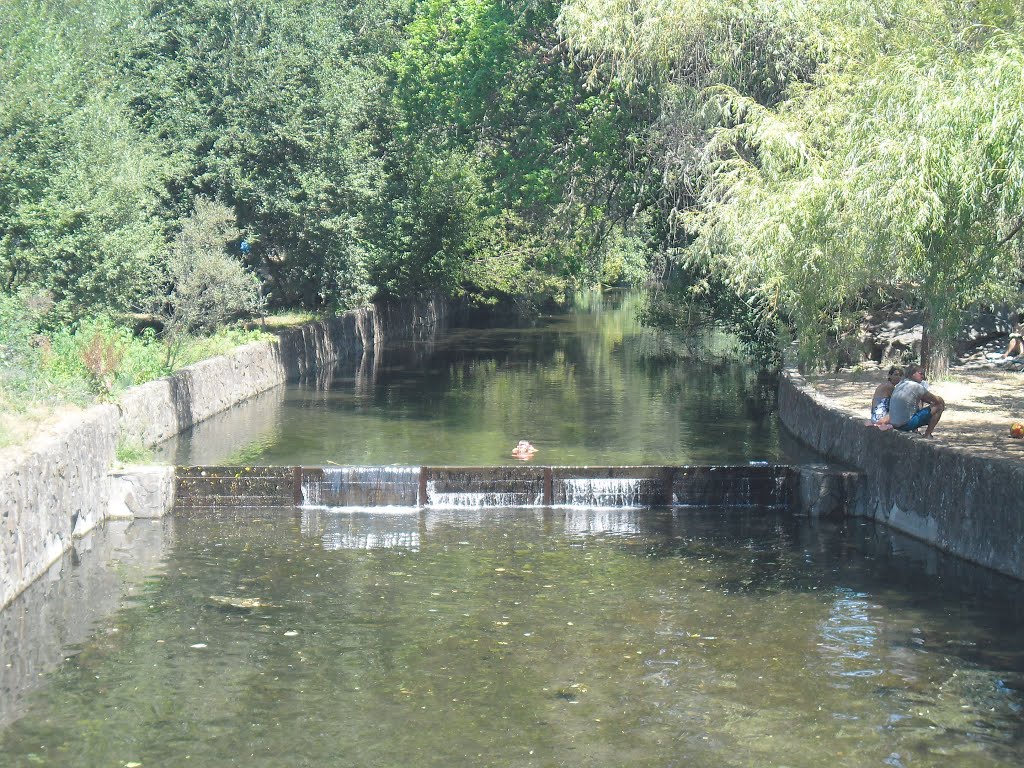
[563,508,640,537]
[0,519,171,728]
[155,290,788,466]
[302,508,421,551]
[819,587,883,679]
[3,510,1023,767]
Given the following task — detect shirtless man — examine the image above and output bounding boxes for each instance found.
[511,440,537,460]
[888,364,945,437]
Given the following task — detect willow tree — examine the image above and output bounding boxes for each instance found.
[559,0,1024,372]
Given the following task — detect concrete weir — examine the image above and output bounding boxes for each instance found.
[172,463,850,512]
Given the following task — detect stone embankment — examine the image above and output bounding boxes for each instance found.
[0,299,447,610]
[779,360,1024,580]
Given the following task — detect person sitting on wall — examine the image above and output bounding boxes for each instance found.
[888,363,945,438]
[1006,322,1024,357]
[511,440,537,460]
[868,365,904,429]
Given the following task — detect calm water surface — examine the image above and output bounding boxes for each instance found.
[155,290,788,466]
[2,508,1022,767]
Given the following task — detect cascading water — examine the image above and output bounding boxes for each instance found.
[424,481,544,508]
[558,477,652,507]
[301,466,420,507]
[271,464,796,510]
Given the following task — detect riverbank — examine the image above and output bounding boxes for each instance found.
[0,298,449,610]
[779,353,1024,579]
[803,364,1024,461]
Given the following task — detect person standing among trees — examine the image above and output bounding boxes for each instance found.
[888,364,945,437]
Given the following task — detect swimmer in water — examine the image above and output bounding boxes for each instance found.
[511,440,537,460]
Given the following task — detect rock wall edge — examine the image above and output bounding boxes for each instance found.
[778,361,1024,579]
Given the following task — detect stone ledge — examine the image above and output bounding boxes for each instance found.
[108,466,176,519]
[779,360,1024,579]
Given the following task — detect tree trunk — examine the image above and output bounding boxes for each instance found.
[921,321,950,378]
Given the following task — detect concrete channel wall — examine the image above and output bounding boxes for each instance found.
[0,299,447,610]
[778,361,1024,580]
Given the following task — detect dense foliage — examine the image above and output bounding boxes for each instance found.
[3,0,1023,423]
[374,0,659,302]
[559,0,1024,369]
[1,0,656,323]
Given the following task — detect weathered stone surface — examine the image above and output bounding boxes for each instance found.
[117,339,291,448]
[796,464,864,520]
[779,359,1024,579]
[108,465,176,518]
[0,405,119,609]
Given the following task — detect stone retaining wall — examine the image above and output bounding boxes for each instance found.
[779,361,1024,579]
[0,405,119,611]
[0,298,446,610]
[118,309,377,448]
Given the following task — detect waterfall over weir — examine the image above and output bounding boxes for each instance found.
[301,466,420,508]
[560,478,653,508]
[175,464,826,511]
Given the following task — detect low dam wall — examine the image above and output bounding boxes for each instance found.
[173,463,858,513]
[778,361,1024,580]
[0,298,449,610]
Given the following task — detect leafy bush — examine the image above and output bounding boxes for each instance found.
[150,198,262,368]
[0,290,43,400]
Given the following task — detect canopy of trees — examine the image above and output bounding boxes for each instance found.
[559,0,1024,368]
[2,0,1022,369]
[1,0,657,328]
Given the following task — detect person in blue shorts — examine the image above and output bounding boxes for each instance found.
[888,363,945,437]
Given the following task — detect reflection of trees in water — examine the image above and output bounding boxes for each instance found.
[164,289,782,465]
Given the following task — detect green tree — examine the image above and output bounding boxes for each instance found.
[113,0,406,310]
[151,198,261,368]
[0,0,167,323]
[560,0,1024,371]
[378,0,660,301]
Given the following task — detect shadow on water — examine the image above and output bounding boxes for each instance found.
[154,290,793,467]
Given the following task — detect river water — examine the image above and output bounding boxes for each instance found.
[1,508,1022,767]
[154,290,793,466]
[4,291,1022,765]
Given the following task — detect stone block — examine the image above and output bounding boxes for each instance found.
[108,465,176,518]
[796,463,864,519]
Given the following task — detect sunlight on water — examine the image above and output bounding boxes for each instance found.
[2,509,1023,768]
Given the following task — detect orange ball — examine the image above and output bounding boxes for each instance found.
[1011,422,1024,439]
